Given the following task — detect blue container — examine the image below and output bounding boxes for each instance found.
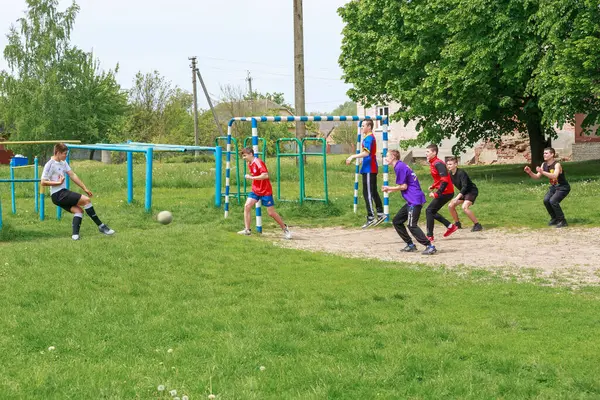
[11,156,28,167]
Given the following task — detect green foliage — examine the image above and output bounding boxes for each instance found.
[338,0,600,166]
[331,100,357,116]
[0,0,127,158]
[331,122,357,147]
[122,71,195,145]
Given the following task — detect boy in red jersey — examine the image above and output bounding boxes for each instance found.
[238,147,292,239]
[425,144,458,241]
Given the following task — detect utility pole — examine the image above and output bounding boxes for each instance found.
[246,70,253,97]
[189,56,200,156]
[293,0,306,140]
[246,70,254,114]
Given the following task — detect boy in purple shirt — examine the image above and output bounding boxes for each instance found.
[382,150,437,255]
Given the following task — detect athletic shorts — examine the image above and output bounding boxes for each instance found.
[51,189,81,211]
[248,192,275,207]
[463,190,478,204]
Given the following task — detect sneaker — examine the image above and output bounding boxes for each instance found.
[98,224,115,235]
[427,235,435,243]
[400,244,418,252]
[548,219,558,226]
[371,213,387,227]
[555,220,568,228]
[455,221,462,229]
[443,224,459,238]
[283,225,292,240]
[422,245,437,255]
[237,228,251,235]
[361,218,375,229]
[471,223,483,232]
[72,234,80,241]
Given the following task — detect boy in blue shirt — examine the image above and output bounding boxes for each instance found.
[345,120,385,229]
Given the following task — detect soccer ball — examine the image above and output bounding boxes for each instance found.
[157,210,173,225]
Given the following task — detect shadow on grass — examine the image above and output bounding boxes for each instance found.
[0,225,66,243]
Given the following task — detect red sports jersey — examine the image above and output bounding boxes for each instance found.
[429,157,454,197]
[249,157,273,196]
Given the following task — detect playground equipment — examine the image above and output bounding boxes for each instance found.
[66,142,223,212]
[275,137,328,204]
[214,136,267,205]
[0,140,82,230]
[223,115,388,233]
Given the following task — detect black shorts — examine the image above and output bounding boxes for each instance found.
[463,190,478,204]
[51,189,81,211]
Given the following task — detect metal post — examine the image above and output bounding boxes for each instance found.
[252,118,262,233]
[189,56,200,156]
[215,146,222,207]
[127,151,133,203]
[354,122,361,213]
[34,157,39,213]
[10,159,16,214]
[145,147,153,212]
[382,118,389,221]
[40,193,45,221]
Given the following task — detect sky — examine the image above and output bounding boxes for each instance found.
[0,0,353,113]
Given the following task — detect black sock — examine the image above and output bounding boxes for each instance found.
[84,205,103,226]
[72,214,83,236]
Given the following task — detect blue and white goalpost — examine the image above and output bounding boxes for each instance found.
[225,115,389,231]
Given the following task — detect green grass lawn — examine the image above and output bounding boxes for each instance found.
[1,156,600,398]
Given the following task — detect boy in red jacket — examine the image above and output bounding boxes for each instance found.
[425,144,458,241]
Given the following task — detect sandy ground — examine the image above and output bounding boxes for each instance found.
[270,225,600,286]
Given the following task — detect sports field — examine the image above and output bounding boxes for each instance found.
[1,155,600,398]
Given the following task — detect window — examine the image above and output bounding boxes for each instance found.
[376,106,389,128]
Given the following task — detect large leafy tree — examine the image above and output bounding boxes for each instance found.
[338,0,600,166]
[0,0,127,158]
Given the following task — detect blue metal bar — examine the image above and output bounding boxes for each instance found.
[66,144,149,153]
[145,147,153,212]
[10,158,16,214]
[40,193,45,221]
[34,157,39,213]
[0,179,41,183]
[127,151,133,204]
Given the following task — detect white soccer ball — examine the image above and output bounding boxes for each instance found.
[157,211,173,225]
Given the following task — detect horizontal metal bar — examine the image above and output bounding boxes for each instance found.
[0,179,41,183]
[10,165,37,169]
[0,140,81,145]
[66,144,150,153]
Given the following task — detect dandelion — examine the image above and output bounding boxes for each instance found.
[48,346,55,351]
[259,366,266,371]
[157,385,165,391]
[170,389,177,396]
[208,395,216,400]
[182,396,189,400]
[167,348,174,353]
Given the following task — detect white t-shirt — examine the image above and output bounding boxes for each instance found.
[41,158,71,195]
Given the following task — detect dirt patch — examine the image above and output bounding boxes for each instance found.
[272,225,600,286]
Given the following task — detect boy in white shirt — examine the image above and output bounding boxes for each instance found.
[41,143,115,240]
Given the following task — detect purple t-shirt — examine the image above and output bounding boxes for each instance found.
[394,161,426,206]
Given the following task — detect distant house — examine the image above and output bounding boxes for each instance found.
[357,102,598,164]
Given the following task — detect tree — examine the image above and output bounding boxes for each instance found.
[331,100,357,116]
[331,122,357,148]
[0,0,127,158]
[338,0,600,166]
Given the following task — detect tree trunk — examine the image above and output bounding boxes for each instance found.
[524,104,546,167]
[89,150,95,160]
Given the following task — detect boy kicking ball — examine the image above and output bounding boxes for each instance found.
[41,143,115,240]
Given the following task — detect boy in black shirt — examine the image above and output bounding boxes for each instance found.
[524,147,570,228]
[446,157,482,232]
